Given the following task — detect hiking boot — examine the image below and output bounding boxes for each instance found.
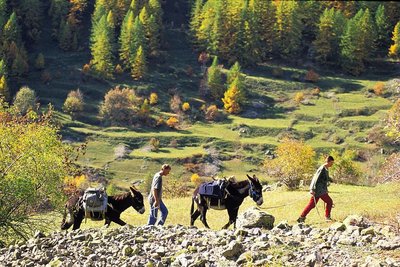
[325,216,333,222]
[297,217,306,223]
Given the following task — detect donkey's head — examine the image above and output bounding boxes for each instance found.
[129,186,145,214]
[247,174,263,206]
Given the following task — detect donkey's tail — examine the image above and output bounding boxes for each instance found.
[60,204,74,230]
[190,196,195,216]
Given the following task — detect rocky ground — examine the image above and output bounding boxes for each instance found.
[0,211,399,267]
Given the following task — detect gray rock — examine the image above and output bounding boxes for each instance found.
[236,207,275,229]
[221,241,243,259]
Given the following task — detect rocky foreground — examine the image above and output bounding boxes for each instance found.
[0,212,399,267]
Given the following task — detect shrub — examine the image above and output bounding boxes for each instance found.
[191,173,203,186]
[182,102,190,112]
[115,64,123,75]
[294,92,305,104]
[99,87,137,125]
[170,94,182,113]
[330,149,361,185]
[272,67,283,78]
[373,82,385,96]
[41,70,52,83]
[82,64,90,74]
[63,89,84,119]
[311,87,321,96]
[166,116,179,128]
[264,138,316,189]
[35,53,45,70]
[114,143,131,159]
[13,86,37,114]
[186,65,194,77]
[169,139,178,148]
[163,180,190,198]
[205,105,224,121]
[149,138,160,151]
[304,69,319,83]
[149,92,158,105]
[376,153,400,183]
[63,174,88,196]
[384,79,400,96]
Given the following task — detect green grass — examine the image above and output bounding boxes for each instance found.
[130,146,205,159]
[39,182,400,232]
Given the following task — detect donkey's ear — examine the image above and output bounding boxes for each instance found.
[130,186,137,194]
[247,174,254,181]
[253,174,259,181]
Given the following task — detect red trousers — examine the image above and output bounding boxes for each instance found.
[300,193,333,218]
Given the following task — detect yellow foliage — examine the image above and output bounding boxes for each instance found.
[373,82,385,96]
[115,64,123,75]
[190,173,202,186]
[264,138,316,189]
[64,174,87,194]
[166,116,179,128]
[150,92,158,105]
[182,102,190,111]
[82,64,90,74]
[294,92,305,104]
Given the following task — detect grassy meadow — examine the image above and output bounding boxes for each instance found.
[41,182,400,232]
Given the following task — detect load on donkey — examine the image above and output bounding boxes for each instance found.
[190,174,264,229]
[61,186,145,230]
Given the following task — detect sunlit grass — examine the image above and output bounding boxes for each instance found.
[40,182,400,233]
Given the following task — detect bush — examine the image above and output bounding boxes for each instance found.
[385,99,400,143]
[13,86,37,114]
[114,144,131,159]
[191,173,203,186]
[35,53,45,70]
[294,92,305,104]
[264,138,316,189]
[63,89,84,119]
[182,102,190,112]
[166,117,179,128]
[272,67,283,78]
[115,64,123,75]
[149,92,158,105]
[376,153,400,183]
[304,69,319,83]
[82,64,90,74]
[373,82,385,96]
[99,87,138,125]
[311,87,321,96]
[170,94,182,113]
[205,105,224,121]
[149,138,160,151]
[330,149,361,185]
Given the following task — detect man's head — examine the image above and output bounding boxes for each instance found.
[325,155,334,168]
[161,164,171,176]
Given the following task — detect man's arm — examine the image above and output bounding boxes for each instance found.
[153,188,160,207]
[309,167,323,194]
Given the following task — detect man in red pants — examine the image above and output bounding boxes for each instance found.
[297,156,335,223]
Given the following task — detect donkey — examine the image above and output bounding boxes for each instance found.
[61,187,145,230]
[190,174,263,229]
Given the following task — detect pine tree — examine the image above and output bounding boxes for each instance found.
[18,0,43,42]
[389,21,400,58]
[375,4,390,54]
[340,10,365,75]
[359,9,377,59]
[11,51,29,77]
[0,0,7,30]
[227,61,242,85]
[0,75,9,102]
[148,14,160,53]
[48,0,70,31]
[129,0,141,17]
[131,45,146,80]
[129,17,146,65]
[275,1,303,59]
[139,6,150,51]
[59,19,73,50]
[222,76,245,114]
[189,0,203,46]
[119,10,135,69]
[3,12,21,45]
[249,0,276,59]
[90,15,114,78]
[0,59,7,78]
[209,0,225,55]
[207,56,224,100]
[313,8,336,64]
[106,10,116,55]
[148,0,163,26]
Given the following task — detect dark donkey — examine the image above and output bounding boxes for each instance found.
[190,174,263,229]
[61,187,145,230]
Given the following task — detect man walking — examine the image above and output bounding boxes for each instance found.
[148,164,171,225]
[297,156,334,223]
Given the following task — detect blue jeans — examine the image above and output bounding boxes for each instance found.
[147,201,168,225]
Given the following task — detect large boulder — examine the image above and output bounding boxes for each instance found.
[343,215,370,229]
[236,207,275,229]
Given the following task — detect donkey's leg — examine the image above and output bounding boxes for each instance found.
[112,216,126,226]
[72,213,84,230]
[60,209,74,230]
[190,209,201,226]
[200,207,210,229]
[222,207,239,229]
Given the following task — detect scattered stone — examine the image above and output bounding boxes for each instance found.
[236,207,275,229]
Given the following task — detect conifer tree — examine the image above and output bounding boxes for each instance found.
[275,1,303,59]
[222,76,245,114]
[148,14,160,53]
[0,75,10,102]
[196,1,215,51]
[359,8,377,59]
[129,0,141,17]
[209,0,225,55]
[129,17,146,65]
[0,59,7,78]
[207,56,224,100]
[249,0,276,59]
[119,10,135,69]
[18,0,43,42]
[375,4,390,53]
[189,0,203,45]
[340,10,365,75]
[0,0,7,30]
[59,19,73,50]
[131,45,146,80]
[389,22,400,58]
[148,0,163,26]
[106,10,116,55]
[313,8,336,64]
[90,15,114,78]
[11,51,29,77]
[139,6,150,51]
[48,0,70,32]
[3,12,21,45]
[227,61,242,85]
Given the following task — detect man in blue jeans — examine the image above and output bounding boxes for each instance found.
[148,164,171,225]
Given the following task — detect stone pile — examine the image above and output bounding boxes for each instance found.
[0,214,399,267]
